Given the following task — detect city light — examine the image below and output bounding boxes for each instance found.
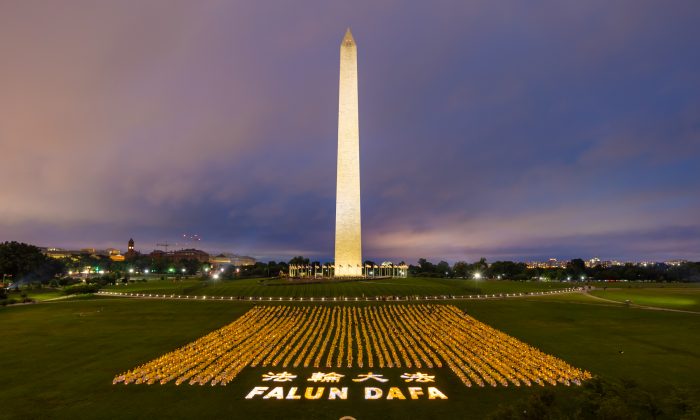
[144,269,150,274]
[473,272,481,280]
[128,268,134,273]
[212,273,220,280]
[181,268,186,273]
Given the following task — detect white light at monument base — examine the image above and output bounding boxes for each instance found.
[473,272,481,280]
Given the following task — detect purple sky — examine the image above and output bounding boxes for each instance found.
[1,1,699,263]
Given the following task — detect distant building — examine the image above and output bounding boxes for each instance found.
[149,248,209,263]
[209,254,231,265]
[585,257,601,268]
[125,238,139,259]
[526,258,566,269]
[230,255,256,266]
[107,248,125,262]
[43,247,74,259]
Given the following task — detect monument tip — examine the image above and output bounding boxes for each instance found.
[342,28,355,46]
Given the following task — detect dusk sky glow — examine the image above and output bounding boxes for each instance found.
[1,1,699,263]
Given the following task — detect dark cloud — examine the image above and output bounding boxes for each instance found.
[1,1,699,262]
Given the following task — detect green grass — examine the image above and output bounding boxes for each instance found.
[590,287,700,312]
[4,287,64,302]
[105,277,575,298]
[1,291,698,419]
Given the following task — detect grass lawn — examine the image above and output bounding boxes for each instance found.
[105,277,575,298]
[589,286,700,312]
[4,287,64,302]
[1,290,698,419]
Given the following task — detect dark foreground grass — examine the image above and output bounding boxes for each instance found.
[1,293,698,419]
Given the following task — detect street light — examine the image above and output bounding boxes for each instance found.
[128,268,134,274]
[473,272,482,280]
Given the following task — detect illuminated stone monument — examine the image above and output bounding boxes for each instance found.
[334,28,362,277]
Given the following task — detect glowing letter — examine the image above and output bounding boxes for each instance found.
[286,387,301,400]
[305,387,325,400]
[245,386,268,399]
[365,387,382,400]
[329,387,348,400]
[407,387,424,400]
[263,387,285,399]
[386,387,406,400]
[427,387,448,400]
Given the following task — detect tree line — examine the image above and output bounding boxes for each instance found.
[409,257,700,282]
[2,241,699,285]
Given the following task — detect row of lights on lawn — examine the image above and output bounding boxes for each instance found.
[99,287,578,301]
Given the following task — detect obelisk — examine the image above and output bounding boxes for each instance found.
[334,28,362,277]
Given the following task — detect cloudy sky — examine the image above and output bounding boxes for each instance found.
[1,1,699,263]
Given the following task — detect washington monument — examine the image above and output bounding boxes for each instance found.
[334,28,362,277]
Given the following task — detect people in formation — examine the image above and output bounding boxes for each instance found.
[113,305,591,388]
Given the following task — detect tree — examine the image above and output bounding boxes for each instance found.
[473,257,488,274]
[417,258,436,273]
[566,258,587,278]
[289,256,309,265]
[0,241,64,285]
[436,261,451,277]
[487,261,528,280]
[452,261,469,278]
[180,258,201,275]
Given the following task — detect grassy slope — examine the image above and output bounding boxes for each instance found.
[1,290,698,419]
[589,287,700,312]
[4,288,64,302]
